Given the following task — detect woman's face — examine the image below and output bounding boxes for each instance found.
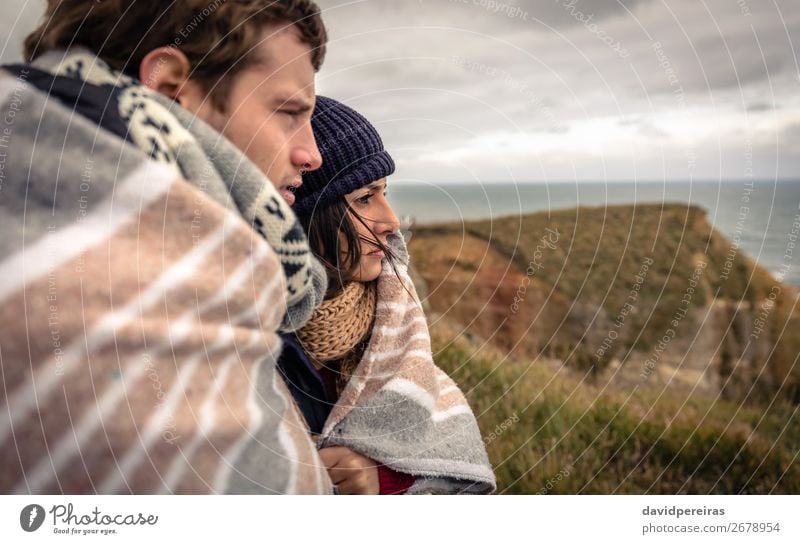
[342,178,400,282]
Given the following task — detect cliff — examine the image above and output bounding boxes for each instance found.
[406,203,799,492]
[408,203,799,404]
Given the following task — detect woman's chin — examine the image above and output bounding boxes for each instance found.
[353,259,383,282]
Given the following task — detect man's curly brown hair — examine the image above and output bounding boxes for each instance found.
[24,0,327,110]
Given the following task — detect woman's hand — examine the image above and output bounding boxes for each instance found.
[318,446,379,494]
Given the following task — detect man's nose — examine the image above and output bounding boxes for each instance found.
[293,123,322,172]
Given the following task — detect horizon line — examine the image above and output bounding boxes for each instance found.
[392,178,800,185]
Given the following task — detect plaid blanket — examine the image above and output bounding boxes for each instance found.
[318,234,497,494]
[0,63,331,493]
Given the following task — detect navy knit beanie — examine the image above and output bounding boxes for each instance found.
[293,96,395,218]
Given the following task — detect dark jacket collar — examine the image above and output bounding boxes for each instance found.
[276,332,336,435]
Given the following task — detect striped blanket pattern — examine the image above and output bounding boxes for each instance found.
[318,234,497,494]
[0,70,332,493]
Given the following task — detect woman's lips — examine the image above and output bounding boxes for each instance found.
[367,249,385,258]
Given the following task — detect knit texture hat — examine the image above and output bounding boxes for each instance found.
[293,96,395,218]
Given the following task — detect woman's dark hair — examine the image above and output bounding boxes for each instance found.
[298,197,414,395]
[298,199,397,297]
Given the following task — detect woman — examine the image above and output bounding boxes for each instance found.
[277,96,496,495]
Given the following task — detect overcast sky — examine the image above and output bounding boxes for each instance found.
[3,0,798,183]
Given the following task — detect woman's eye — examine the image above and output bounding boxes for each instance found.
[356,194,372,205]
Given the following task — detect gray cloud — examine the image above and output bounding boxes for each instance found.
[466,0,651,28]
[1,0,796,181]
[315,0,800,181]
[0,0,43,64]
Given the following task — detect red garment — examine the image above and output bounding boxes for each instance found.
[377,464,417,495]
[317,364,416,495]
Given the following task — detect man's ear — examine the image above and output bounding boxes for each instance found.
[139,47,201,108]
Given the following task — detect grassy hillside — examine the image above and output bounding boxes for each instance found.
[410,203,799,404]
[409,203,799,493]
[430,321,799,493]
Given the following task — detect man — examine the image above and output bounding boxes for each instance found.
[0,1,331,493]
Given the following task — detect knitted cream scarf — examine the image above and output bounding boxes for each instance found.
[296,281,377,363]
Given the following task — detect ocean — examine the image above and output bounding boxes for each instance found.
[389,180,800,288]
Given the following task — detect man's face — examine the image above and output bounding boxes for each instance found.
[197,25,322,205]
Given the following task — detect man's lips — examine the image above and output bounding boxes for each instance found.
[279,178,302,206]
[280,188,296,205]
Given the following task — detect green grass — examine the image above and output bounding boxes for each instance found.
[432,327,800,494]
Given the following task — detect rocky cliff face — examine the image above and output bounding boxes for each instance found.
[408,204,799,405]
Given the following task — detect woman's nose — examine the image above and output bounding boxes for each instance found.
[377,202,400,234]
